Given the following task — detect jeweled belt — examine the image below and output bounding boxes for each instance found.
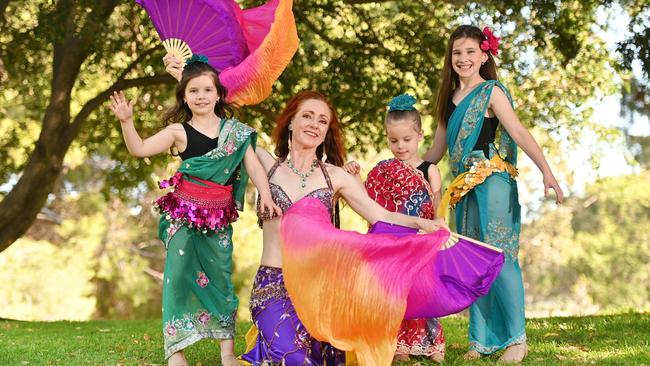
[154,172,238,232]
[439,154,518,214]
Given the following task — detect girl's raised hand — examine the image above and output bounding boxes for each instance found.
[109,91,135,123]
[543,172,564,204]
[163,53,183,82]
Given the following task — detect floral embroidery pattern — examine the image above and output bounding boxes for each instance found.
[165,322,177,337]
[470,333,527,354]
[217,231,231,248]
[224,140,236,155]
[163,309,236,354]
[450,82,492,176]
[164,223,181,249]
[196,272,209,288]
[449,81,517,176]
[205,119,254,161]
[182,318,195,331]
[198,311,211,325]
[217,314,234,328]
[486,218,521,262]
[396,318,445,357]
[294,325,312,349]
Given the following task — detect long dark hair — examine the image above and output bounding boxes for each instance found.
[435,25,499,127]
[272,90,346,167]
[163,61,234,124]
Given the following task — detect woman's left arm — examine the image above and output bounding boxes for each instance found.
[490,87,564,203]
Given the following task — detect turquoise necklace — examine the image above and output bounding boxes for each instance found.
[287,156,319,188]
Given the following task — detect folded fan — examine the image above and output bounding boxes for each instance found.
[367,221,505,319]
[161,38,193,64]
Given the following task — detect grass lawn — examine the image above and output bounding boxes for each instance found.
[1,312,648,365]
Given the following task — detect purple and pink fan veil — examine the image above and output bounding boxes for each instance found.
[135,0,298,106]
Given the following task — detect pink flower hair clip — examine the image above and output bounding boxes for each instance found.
[480,27,500,56]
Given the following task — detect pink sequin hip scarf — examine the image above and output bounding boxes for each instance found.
[154,172,238,232]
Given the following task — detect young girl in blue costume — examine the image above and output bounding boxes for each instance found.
[345,94,446,363]
[109,55,280,366]
[423,25,564,363]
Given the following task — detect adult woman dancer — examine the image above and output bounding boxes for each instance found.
[241,90,446,365]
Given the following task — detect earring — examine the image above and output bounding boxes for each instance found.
[288,124,293,131]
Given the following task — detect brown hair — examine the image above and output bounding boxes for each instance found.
[272,90,346,167]
[163,61,233,125]
[435,25,498,127]
[385,109,422,131]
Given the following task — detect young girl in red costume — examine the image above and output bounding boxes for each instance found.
[345,93,445,363]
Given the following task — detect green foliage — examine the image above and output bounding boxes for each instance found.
[616,1,650,78]
[230,191,264,321]
[0,0,648,325]
[0,239,96,321]
[0,0,634,195]
[1,313,649,365]
[521,170,650,314]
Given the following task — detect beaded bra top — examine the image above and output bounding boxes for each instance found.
[256,158,334,227]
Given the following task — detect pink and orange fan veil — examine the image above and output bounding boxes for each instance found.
[281,198,505,365]
[135,0,298,106]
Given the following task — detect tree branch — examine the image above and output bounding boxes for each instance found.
[117,45,163,81]
[296,12,358,49]
[0,0,10,28]
[66,74,177,143]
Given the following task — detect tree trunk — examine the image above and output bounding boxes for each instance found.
[0,1,173,253]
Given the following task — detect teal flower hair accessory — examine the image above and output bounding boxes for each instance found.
[185,54,209,66]
[388,93,416,112]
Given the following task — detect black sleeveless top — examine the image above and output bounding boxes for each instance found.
[416,161,432,182]
[179,123,219,160]
[179,122,238,185]
[446,100,499,157]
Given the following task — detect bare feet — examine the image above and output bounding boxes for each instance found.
[392,354,410,364]
[463,349,482,361]
[168,351,188,366]
[498,343,528,363]
[220,353,242,366]
[429,353,445,363]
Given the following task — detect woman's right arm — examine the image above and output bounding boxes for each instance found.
[332,166,447,232]
[109,91,180,158]
[422,123,447,164]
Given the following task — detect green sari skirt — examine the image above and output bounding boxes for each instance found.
[159,220,238,359]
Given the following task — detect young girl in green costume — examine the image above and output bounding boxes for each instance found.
[109,56,280,366]
[424,25,564,363]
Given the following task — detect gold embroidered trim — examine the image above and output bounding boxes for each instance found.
[439,155,517,214]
